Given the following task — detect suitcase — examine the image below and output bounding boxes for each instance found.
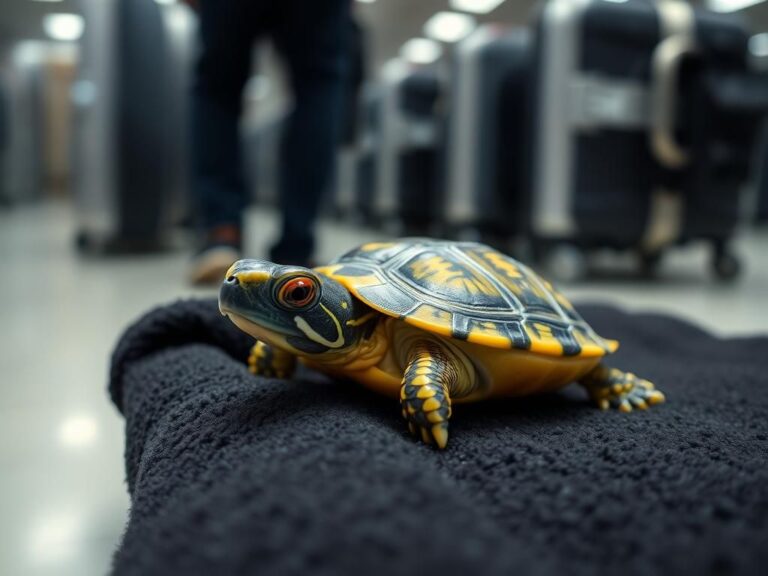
[0,79,6,204]
[396,68,442,235]
[757,125,768,224]
[72,0,194,254]
[374,63,441,232]
[1,53,45,205]
[444,25,532,245]
[352,85,383,225]
[528,0,768,279]
[332,84,378,221]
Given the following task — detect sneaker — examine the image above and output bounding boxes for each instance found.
[189,225,242,286]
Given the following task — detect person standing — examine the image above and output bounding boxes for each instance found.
[188,0,351,284]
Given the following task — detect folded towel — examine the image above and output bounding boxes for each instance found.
[109,299,768,576]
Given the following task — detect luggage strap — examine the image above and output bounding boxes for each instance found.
[651,0,696,169]
[643,0,696,252]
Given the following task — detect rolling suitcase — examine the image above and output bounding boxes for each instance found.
[1,51,45,205]
[353,85,383,225]
[332,84,378,221]
[373,62,441,232]
[0,79,6,203]
[674,20,768,276]
[444,25,531,245]
[396,68,442,234]
[757,124,768,224]
[72,0,194,254]
[529,0,768,279]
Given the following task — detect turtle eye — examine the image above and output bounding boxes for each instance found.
[277,276,318,309]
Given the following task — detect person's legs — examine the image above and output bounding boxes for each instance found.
[189,0,259,283]
[269,0,351,265]
[190,0,256,243]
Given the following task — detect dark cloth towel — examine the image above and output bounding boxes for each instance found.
[109,299,768,576]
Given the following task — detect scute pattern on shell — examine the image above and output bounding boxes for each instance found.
[318,239,616,357]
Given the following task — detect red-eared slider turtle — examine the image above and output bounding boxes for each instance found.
[219,239,665,449]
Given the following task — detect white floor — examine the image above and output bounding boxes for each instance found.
[0,201,766,576]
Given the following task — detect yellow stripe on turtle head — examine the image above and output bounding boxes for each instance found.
[293,303,345,349]
[236,270,271,285]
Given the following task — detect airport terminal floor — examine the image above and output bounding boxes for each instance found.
[1,200,767,576]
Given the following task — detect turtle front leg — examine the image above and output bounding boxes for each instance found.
[400,342,475,449]
[580,364,665,412]
[248,341,296,379]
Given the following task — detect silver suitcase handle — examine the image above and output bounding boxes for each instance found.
[650,15,696,169]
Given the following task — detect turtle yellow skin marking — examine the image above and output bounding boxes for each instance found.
[219,239,666,449]
[248,341,297,379]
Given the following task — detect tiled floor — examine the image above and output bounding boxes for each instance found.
[0,201,766,576]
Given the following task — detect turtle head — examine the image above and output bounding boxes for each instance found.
[219,259,364,355]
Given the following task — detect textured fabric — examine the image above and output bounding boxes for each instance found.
[109,299,768,576]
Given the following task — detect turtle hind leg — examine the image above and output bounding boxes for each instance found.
[248,341,296,379]
[579,364,665,413]
[400,341,473,449]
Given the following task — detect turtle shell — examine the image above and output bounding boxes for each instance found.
[316,239,617,358]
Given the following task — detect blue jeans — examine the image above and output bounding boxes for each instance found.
[191,0,350,263]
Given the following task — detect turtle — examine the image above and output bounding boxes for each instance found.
[218,238,665,449]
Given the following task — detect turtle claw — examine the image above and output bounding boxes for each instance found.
[431,424,449,449]
[583,367,665,413]
[405,420,449,449]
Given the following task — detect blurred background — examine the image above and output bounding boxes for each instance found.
[1,0,767,574]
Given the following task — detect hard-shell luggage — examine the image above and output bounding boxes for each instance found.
[373,63,441,232]
[352,86,383,225]
[73,0,194,254]
[444,25,531,244]
[0,53,45,205]
[529,0,768,279]
[395,68,442,234]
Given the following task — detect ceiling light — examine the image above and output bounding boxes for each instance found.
[43,13,85,42]
[707,0,765,11]
[449,0,506,14]
[154,0,176,5]
[356,0,377,4]
[400,38,443,65]
[424,11,476,43]
[31,0,64,3]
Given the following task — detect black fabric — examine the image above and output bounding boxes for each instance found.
[109,299,768,576]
